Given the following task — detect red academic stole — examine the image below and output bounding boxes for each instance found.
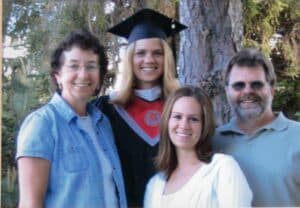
[125,97,163,139]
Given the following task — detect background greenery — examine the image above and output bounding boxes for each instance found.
[2,0,299,207]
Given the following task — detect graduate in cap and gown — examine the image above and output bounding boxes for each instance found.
[94,8,187,207]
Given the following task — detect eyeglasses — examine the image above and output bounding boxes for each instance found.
[63,64,99,73]
[229,81,265,91]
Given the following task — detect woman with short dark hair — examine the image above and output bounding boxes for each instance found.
[16,29,126,208]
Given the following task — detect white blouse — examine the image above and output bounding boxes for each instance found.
[144,153,252,208]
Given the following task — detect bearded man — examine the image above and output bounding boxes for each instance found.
[212,48,300,207]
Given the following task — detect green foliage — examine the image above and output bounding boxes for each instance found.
[287,0,300,20]
[1,167,18,208]
[243,0,300,120]
[243,0,288,52]
[2,60,51,171]
[273,79,300,120]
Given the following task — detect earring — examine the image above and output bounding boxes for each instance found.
[58,82,63,90]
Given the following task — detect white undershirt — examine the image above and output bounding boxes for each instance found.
[134,85,161,101]
[109,85,161,102]
[78,115,118,208]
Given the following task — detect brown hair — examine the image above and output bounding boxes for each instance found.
[225,48,276,86]
[155,86,214,178]
[50,28,108,95]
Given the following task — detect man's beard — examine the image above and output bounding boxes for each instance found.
[231,93,269,121]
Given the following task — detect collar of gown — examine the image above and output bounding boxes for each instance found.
[134,86,161,101]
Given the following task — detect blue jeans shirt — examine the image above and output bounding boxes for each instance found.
[16,93,127,208]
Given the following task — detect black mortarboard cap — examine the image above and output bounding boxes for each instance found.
[108,8,187,43]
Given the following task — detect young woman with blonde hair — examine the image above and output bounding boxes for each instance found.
[94,8,186,207]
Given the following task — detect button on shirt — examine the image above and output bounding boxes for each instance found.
[16,93,127,208]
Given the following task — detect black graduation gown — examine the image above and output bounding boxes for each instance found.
[94,95,161,207]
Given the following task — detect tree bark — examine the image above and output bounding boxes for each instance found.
[178,0,243,125]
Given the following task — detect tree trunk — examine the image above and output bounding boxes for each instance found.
[178,0,243,125]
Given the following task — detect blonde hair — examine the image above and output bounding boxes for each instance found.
[112,39,180,105]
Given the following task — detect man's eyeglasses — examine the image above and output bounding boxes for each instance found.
[229,81,265,91]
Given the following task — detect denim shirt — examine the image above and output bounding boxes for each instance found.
[16,93,127,208]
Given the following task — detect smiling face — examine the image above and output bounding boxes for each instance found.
[132,38,164,89]
[226,65,274,121]
[168,96,203,151]
[55,46,100,108]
